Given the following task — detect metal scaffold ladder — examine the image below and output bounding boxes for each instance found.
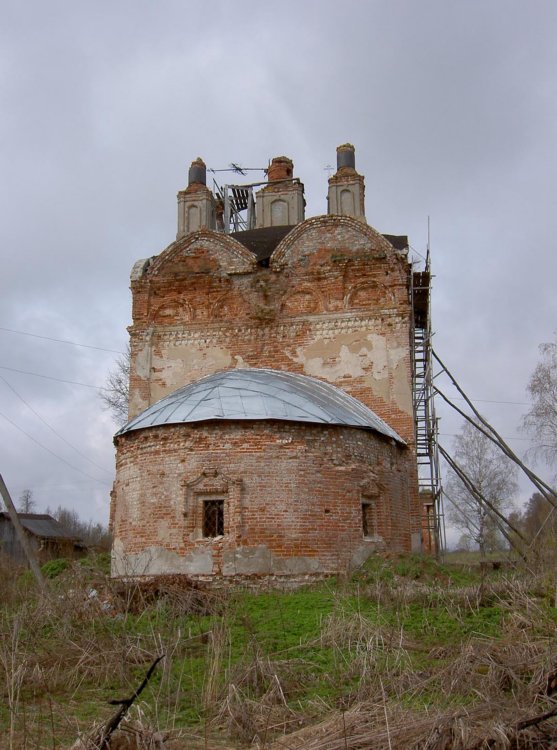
[412,252,446,556]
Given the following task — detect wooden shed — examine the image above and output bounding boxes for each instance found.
[0,512,87,566]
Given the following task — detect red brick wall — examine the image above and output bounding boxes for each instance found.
[119,213,423,563]
[112,421,414,579]
[128,216,414,442]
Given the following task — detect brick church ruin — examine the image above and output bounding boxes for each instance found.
[110,144,434,582]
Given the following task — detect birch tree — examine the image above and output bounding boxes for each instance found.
[522,340,557,477]
[446,422,518,555]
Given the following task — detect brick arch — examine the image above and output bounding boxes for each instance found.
[270,215,394,270]
[209,292,248,321]
[344,280,395,310]
[280,283,326,316]
[149,297,195,325]
[147,230,257,278]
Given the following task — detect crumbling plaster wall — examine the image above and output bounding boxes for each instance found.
[112,421,413,579]
[127,216,415,447]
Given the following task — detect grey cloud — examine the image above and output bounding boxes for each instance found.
[1,0,556,528]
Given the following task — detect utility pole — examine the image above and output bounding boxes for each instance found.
[0,473,46,590]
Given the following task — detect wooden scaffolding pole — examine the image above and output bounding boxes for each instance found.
[438,444,529,562]
[432,350,557,510]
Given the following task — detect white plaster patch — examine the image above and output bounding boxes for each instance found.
[151,345,233,393]
[292,332,396,383]
[135,342,152,379]
[222,546,322,576]
[272,555,321,575]
[156,519,174,542]
[392,359,413,414]
[291,331,411,411]
[128,392,145,420]
[112,545,213,577]
[367,334,389,379]
[349,541,384,571]
[222,545,271,575]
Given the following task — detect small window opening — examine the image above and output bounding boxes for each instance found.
[203,499,224,537]
[362,502,376,538]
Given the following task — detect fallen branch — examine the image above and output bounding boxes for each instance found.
[82,653,164,749]
[513,703,557,731]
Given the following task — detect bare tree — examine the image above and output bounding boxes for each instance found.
[446,422,518,556]
[509,492,557,544]
[45,504,111,550]
[522,340,557,476]
[18,488,36,513]
[455,532,473,552]
[100,345,130,426]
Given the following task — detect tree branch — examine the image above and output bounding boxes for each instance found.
[87,653,164,749]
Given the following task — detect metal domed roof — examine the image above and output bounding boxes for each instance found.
[116,368,404,443]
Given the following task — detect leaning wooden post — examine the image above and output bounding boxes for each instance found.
[0,473,46,590]
[433,350,557,509]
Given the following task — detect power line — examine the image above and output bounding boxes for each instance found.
[9,481,112,492]
[0,365,105,390]
[0,363,529,409]
[409,243,427,263]
[0,409,111,487]
[449,396,529,406]
[0,374,113,475]
[439,432,531,442]
[435,371,529,406]
[433,348,557,509]
[0,326,125,355]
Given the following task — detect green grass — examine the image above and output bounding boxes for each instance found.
[1,553,555,748]
[398,602,503,643]
[352,551,483,587]
[41,558,70,579]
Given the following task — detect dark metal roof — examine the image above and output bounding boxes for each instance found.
[117,368,404,443]
[231,227,408,263]
[230,226,295,262]
[383,234,409,251]
[0,512,81,540]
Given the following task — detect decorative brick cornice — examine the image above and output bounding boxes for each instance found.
[128,310,408,344]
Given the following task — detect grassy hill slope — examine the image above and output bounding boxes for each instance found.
[1,553,556,749]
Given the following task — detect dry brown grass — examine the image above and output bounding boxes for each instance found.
[1,557,556,749]
[264,576,557,750]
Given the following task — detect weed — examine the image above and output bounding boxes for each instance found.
[41,558,69,579]
[1,554,556,749]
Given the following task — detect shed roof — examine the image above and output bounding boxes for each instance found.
[117,368,404,443]
[0,512,81,540]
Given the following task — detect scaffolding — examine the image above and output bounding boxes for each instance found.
[210,171,299,234]
[412,252,446,556]
[213,181,257,233]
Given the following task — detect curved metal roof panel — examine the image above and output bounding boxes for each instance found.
[116,369,404,443]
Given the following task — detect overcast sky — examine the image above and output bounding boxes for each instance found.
[1,1,556,539]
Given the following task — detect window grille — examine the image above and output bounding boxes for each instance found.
[203,499,224,537]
